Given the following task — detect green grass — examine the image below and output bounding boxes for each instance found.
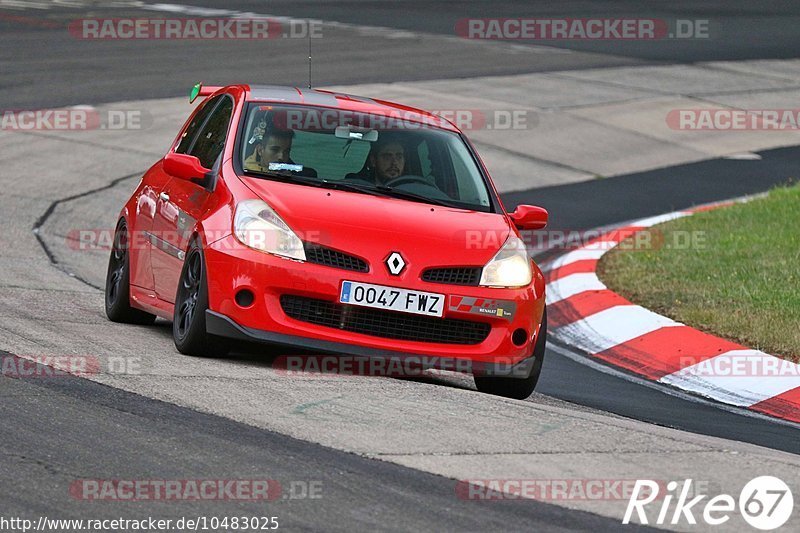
[598,183,800,363]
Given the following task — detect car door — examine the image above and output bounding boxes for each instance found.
[130,96,220,290]
[150,94,234,303]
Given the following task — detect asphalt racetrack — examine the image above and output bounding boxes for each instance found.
[1,1,799,531]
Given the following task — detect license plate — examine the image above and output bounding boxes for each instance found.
[340,281,445,317]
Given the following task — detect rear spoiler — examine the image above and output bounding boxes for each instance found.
[189,83,223,104]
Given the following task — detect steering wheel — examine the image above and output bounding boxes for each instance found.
[384,175,431,188]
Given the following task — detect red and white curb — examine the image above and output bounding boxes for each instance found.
[541,203,800,424]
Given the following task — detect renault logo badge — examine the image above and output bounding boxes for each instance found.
[385,252,406,275]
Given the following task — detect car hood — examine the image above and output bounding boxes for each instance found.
[239,177,511,266]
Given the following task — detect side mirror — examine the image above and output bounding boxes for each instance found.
[163,152,210,181]
[509,205,548,230]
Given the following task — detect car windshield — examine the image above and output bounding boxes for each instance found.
[239,103,494,212]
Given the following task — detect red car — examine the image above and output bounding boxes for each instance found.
[105,83,548,398]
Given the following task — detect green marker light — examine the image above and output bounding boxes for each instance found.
[189,83,202,103]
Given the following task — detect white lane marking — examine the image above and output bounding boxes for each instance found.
[724,152,762,160]
[552,304,680,354]
[541,212,690,274]
[0,0,145,10]
[545,194,800,424]
[629,211,691,228]
[145,3,237,16]
[547,343,800,430]
[540,248,606,273]
[0,0,49,9]
[660,350,800,407]
[545,272,605,304]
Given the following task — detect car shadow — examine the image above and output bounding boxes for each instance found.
[148,319,475,392]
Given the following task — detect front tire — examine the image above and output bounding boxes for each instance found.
[105,219,157,325]
[474,309,547,400]
[173,238,229,357]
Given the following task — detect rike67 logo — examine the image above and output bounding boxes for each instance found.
[624,476,793,530]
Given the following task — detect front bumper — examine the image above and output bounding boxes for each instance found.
[206,310,538,377]
[204,235,546,367]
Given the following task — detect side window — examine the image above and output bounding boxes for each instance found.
[188,97,234,168]
[175,95,223,154]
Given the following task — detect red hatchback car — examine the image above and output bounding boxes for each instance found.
[105,84,548,398]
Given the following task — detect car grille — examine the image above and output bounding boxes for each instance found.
[304,243,368,272]
[421,267,482,286]
[280,295,491,345]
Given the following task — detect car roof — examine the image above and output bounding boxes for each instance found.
[243,84,460,132]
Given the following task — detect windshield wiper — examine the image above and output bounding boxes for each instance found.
[246,172,395,199]
[326,181,394,198]
[243,169,326,188]
[327,182,459,208]
[373,185,464,209]
[244,170,464,208]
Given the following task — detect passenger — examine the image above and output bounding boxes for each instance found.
[244,128,317,177]
[245,129,294,171]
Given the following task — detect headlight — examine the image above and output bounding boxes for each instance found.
[234,199,306,261]
[479,235,532,288]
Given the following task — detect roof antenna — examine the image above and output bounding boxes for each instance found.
[307,22,312,89]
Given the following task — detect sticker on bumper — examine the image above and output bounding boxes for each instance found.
[449,296,516,321]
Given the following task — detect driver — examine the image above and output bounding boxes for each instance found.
[368,138,406,185]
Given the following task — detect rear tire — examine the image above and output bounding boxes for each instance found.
[105,219,157,325]
[173,238,229,357]
[474,308,547,400]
